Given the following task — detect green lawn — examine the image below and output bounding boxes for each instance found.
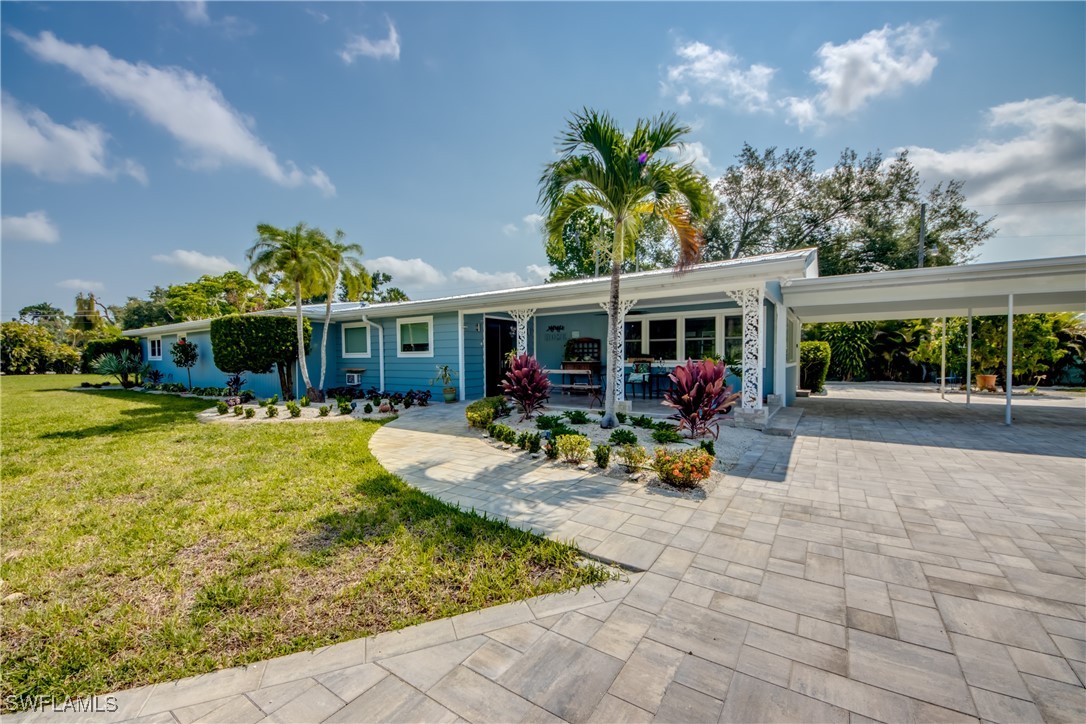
[1,375,611,711]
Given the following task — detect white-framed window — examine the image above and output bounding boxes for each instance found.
[623,320,642,359]
[723,316,743,362]
[648,319,677,360]
[341,323,370,358]
[683,317,716,360]
[397,316,433,357]
[149,337,162,360]
[786,315,798,364]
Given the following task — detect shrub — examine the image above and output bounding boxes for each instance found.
[80,337,140,374]
[210,315,311,400]
[465,396,510,429]
[144,369,165,385]
[594,444,612,469]
[535,414,564,430]
[501,354,551,420]
[564,409,591,425]
[662,358,740,440]
[652,448,714,488]
[489,423,518,444]
[616,411,628,425]
[326,385,362,400]
[225,373,247,396]
[364,403,374,414]
[527,433,542,454]
[544,439,558,459]
[216,401,229,415]
[547,423,577,439]
[698,439,716,457]
[240,390,255,403]
[555,434,591,464]
[517,431,530,450]
[265,405,279,418]
[629,414,656,429]
[402,396,413,409]
[268,394,279,406]
[338,401,353,415]
[94,349,143,387]
[286,401,301,418]
[299,395,310,407]
[609,429,638,446]
[800,341,831,393]
[617,444,648,473]
[233,405,243,416]
[244,407,255,419]
[318,405,330,417]
[652,426,683,444]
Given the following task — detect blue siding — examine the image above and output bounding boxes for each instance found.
[373,311,461,395]
[142,330,282,398]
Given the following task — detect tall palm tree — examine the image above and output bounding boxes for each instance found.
[540,109,714,428]
[246,222,333,400]
[316,230,370,397]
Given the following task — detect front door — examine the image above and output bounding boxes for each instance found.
[485,318,517,397]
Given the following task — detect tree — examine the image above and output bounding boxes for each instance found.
[209,315,311,399]
[170,338,200,390]
[246,222,334,401]
[18,302,70,344]
[544,208,611,281]
[0,321,80,374]
[315,231,369,398]
[362,271,409,303]
[540,108,713,427]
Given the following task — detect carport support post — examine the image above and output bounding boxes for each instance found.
[966,309,972,405]
[1006,294,1014,426]
[940,317,947,400]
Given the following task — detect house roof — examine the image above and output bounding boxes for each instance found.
[782,255,1086,322]
[123,248,819,336]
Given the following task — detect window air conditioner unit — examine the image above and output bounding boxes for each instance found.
[345,373,362,385]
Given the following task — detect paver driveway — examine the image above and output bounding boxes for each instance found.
[18,386,1085,723]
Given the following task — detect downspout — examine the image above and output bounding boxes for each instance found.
[362,316,385,392]
[458,311,466,401]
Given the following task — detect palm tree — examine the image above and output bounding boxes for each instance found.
[246,222,333,400]
[316,231,370,397]
[540,109,714,428]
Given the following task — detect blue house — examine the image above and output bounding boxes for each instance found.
[123,249,1086,428]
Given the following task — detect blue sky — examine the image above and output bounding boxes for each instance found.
[2,1,1084,320]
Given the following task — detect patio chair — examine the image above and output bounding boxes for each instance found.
[626,358,652,399]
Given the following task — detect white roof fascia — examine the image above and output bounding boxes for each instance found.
[121,319,213,337]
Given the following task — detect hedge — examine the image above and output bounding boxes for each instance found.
[800,341,831,394]
[209,315,311,374]
[80,337,141,373]
[465,396,509,429]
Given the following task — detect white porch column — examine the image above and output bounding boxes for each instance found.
[940,317,947,400]
[966,308,973,405]
[507,308,536,356]
[600,298,637,405]
[774,299,787,407]
[1006,295,1014,426]
[724,286,764,411]
[458,311,466,401]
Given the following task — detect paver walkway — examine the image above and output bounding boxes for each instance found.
[16,386,1085,723]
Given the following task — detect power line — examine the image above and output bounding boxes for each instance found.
[970,199,1085,208]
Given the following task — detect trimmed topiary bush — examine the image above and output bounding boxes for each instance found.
[80,338,140,374]
[800,340,831,393]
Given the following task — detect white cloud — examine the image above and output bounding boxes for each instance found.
[902,96,1085,257]
[152,249,236,275]
[11,31,333,195]
[178,1,209,25]
[663,41,776,112]
[501,223,519,237]
[522,213,544,228]
[365,256,445,287]
[2,210,60,244]
[785,23,938,129]
[672,141,717,176]
[306,8,330,24]
[525,264,551,283]
[450,267,534,291]
[340,18,400,63]
[1,93,146,183]
[57,278,104,292]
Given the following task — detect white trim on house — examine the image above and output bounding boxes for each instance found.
[396,316,434,358]
[149,337,162,360]
[340,322,371,358]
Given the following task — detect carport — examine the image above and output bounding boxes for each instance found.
[781,255,1086,425]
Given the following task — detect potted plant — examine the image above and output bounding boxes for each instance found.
[432,364,458,403]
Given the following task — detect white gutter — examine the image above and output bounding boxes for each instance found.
[458,310,466,401]
[363,316,385,391]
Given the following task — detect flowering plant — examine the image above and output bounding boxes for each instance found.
[651,448,714,488]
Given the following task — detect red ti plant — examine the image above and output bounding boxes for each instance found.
[502,354,551,421]
[662,358,740,439]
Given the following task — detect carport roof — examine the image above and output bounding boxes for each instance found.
[782,255,1086,322]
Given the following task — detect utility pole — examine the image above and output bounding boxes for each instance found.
[917,202,927,268]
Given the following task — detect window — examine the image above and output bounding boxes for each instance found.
[624,320,643,359]
[341,323,370,358]
[648,319,677,360]
[684,317,716,360]
[723,316,743,362]
[149,337,162,360]
[397,316,433,357]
